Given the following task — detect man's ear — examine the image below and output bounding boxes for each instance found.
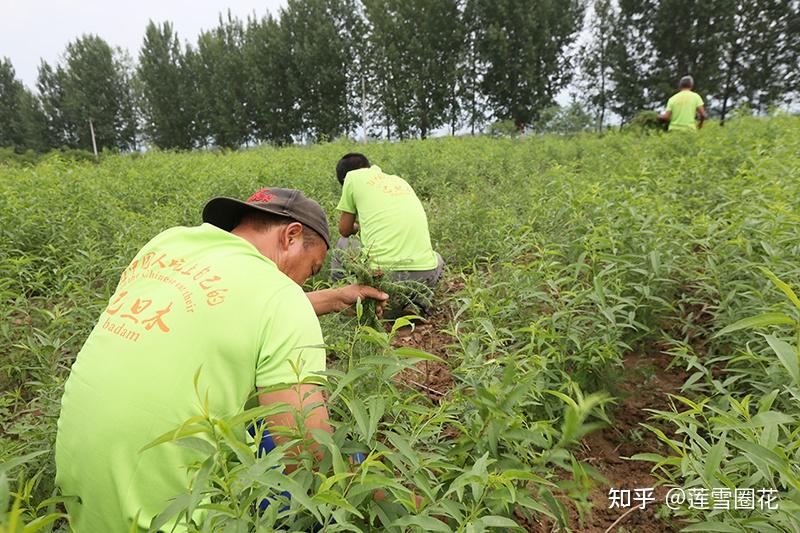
[282,222,305,248]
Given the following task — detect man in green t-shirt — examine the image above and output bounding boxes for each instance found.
[331,153,444,288]
[55,187,387,532]
[659,75,707,131]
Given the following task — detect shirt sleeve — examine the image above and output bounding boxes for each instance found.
[255,284,326,388]
[666,96,674,112]
[696,93,704,107]
[335,176,357,214]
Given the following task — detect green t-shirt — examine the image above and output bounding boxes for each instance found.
[666,90,704,131]
[335,166,438,271]
[55,223,325,532]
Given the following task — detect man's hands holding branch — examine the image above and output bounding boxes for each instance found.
[307,285,388,316]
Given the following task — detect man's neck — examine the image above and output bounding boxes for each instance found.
[231,226,280,264]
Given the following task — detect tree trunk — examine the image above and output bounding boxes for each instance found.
[719,42,740,126]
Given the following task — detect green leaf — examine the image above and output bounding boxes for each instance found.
[392,346,445,362]
[480,515,522,529]
[140,417,210,452]
[326,367,369,402]
[385,431,419,469]
[749,410,795,427]
[763,334,800,385]
[729,439,791,479]
[148,493,192,532]
[390,315,419,334]
[312,490,363,518]
[0,450,49,475]
[346,398,370,441]
[714,312,795,337]
[392,515,453,532]
[279,476,322,522]
[367,397,385,443]
[630,453,667,463]
[174,436,217,457]
[318,472,355,493]
[0,471,8,523]
[22,513,69,533]
[681,521,743,532]
[226,403,289,428]
[703,441,726,484]
[215,419,255,466]
[759,267,800,311]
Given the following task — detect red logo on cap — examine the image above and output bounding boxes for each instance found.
[248,188,275,203]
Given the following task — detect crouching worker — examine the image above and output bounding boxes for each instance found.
[55,187,388,532]
[331,153,445,296]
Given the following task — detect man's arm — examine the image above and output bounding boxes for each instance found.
[307,285,388,316]
[696,105,707,129]
[258,384,330,472]
[258,385,419,506]
[338,212,357,237]
[659,110,672,122]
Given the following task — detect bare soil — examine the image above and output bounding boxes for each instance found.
[391,312,456,403]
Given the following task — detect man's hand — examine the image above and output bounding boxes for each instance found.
[307,285,388,316]
[696,105,707,129]
[336,285,387,312]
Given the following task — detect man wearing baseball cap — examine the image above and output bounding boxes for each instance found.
[54,187,387,532]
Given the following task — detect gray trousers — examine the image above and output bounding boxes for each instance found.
[330,236,445,287]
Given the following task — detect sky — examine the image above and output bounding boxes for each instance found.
[1,0,285,89]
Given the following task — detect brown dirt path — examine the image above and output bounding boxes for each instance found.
[391,313,456,403]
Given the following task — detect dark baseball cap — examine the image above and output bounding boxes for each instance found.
[202,187,331,248]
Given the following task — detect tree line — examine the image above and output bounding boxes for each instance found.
[1,0,798,153]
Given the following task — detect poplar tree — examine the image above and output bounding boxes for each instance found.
[472,0,584,130]
[193,13,249,148]
[0,58,46,151]
[138,21,196,149]
[363,0,464,139]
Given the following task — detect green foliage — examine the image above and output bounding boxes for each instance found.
[470,0,584,129]
[333,250,434,328]
[640,269,800,531]
[38,34,138,152]
[243,13,298,145]
[363,0,464,139]
[626,110,667,132]
[0,147,96,166]
[5,1,800,150]
[0,59,46,153]
[0,451,68,532]
[486,119,520,138]
[281,0,358,142]
[192,13,250,148]
[137,21,198,150]
[533,103,594,135]
[132,323,609,531]
[1,116,799,530]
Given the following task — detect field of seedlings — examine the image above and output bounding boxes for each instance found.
[1,115,799,532]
